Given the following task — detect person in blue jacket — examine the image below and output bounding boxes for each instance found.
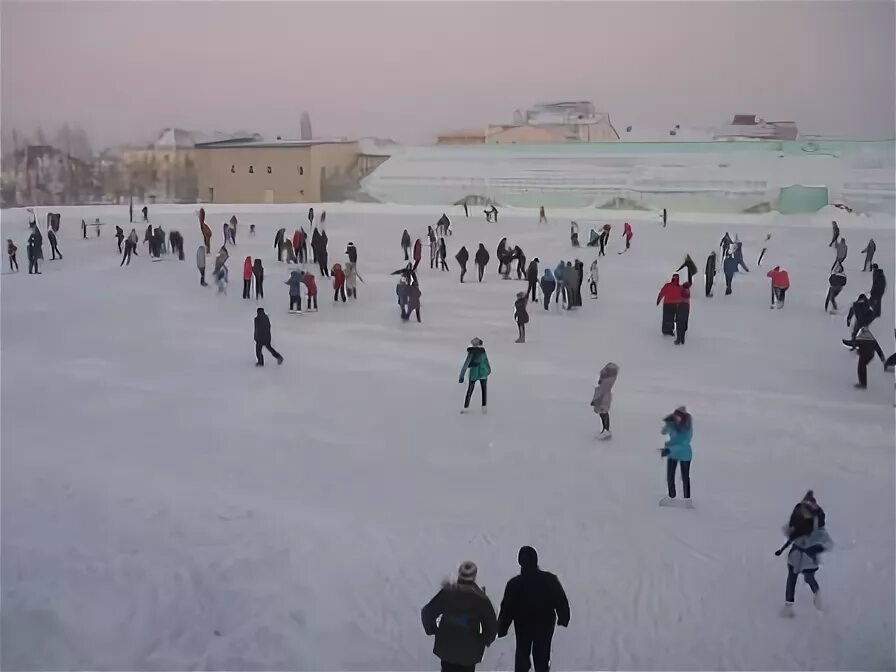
[775,491,832,617]
[722,254,738,295]
[553,262,567,306]
[459,337,491,413]
[539,268,556,311]
[659,406,693,507]
[285,270,305,313]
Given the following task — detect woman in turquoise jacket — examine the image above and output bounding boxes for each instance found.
[660,406,693,506]
[459,337,491,413]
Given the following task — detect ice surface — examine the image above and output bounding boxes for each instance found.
[1,203,894,670]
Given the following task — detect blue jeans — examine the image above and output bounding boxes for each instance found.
[785,566,819,602]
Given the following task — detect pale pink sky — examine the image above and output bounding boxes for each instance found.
[2,1,894,149]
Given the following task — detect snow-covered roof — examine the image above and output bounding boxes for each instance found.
[194,137,354,149]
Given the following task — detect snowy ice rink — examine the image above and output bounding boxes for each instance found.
[1,204,894,670]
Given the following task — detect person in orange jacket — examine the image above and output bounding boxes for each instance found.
[767,266,790,309]
[242,256,253,299]
[332,263,346,302]
[198,208,212,252]
[303,272,318,311]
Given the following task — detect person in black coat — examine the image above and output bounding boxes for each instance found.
[825,270,847,313]
[526,258,539,301]
[496,238,508,276]
[142,205,149,222]
[497,546,570,672]
[27,226,43,274]
[310,228,321,264]
[401,229,411,260]
[513,246,526,280]
[869,264,886,318]
[254,308,283,366]
[346,242,358,264]
[842,326,885,388]
[455,246,469,283]
[573,260,584,308]
[474,244,489,282]
[47,228,62,260]
[438,238,449,271]
[676,254,698,286]
[829,220,840,247]
[252,259,265,299]
[705,251,717,297]
[114,225,125,253]
[847,294,874,341]
[318,230,330,277]
[274,228,286,262]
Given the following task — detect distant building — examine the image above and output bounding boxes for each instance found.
[12,145,95,206]
[436,128,487,145]
[714,115,798,141]
[193,137,360,204]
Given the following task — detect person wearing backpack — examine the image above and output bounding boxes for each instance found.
[459,338,491,414]
[659,407,693,508]
[767,266,790,309]
[774,491,832,617]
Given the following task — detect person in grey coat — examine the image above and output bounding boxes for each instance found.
[775,491,832,617]
[590,362,619,439]
[861,238,876,271]
[832,238,848,272]
[285,270,304,313]
[422,561,498,672]
[196,245,207,286]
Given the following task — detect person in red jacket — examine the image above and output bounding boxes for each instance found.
[767,266,790,309]
[292,230,301,259]
[413,238,423,271]
[675,283,691,344]
[242,256,253,299]
[7,239,18,272]
[332,263,346,302]
[657,274,682,336]
[303,272,318,311]
[622,222,633,251]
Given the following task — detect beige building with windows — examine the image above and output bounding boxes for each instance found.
[193,138,360,204]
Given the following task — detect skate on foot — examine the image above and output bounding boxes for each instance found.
[460,408,468,414]
[780,602,796,618]
[255,362,264,367]
[659,496,674,506]
[598,430,612,440]
[481,406,487,414]
[276,356,284,365]
[813,591,823,611]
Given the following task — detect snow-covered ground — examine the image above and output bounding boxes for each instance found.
[1,203,894,671]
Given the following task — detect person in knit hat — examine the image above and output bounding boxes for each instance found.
[497,546,570,672]
[659,406,694,507]
[421,561,498,672]
[775,491,832,618]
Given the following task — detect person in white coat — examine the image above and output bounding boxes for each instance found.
[590,362,619,438]
[589,260,599,299]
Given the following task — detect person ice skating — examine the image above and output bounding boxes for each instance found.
[704,251,717,297]
[170,231,184,260]
[401,229,411,260]
[292,229,302,259]
[776,491,832,617]
[229,215,238,244]
[274,227,287,262]
[199,208,212,253]
[81,218,87,239]
[320,210,326,226]
[456,245,469,283]
[540,268,556,310]
[674,283,691,344]
[285,269,304,313]
[846,294,874,342]
[861,238,876,271]
[142,205,149,222]
[413,238,423,271]
[47,227,62,260]
[438,238,449,272]
[437,213,451,237]
[621,221,633,252]
[832,237,848,272]
[26,225,42,274]
[283,239,299,264]
[661,207,668,227]
[513,246,527,281]
[459,337,491,412]
[733,240,749,272]
[829,220,840,247]
[598,224,610,257]
[307,207,314,227]
[303,272,318,311]
[114,225,125,253]
[213,245,229,276]
[720,232,733,258]
[767,266,790,309]
[496,238,509,276]
[757,233,772,266]
[242,257,254,299]
[254,308,283,366]
[120,236,134,266]
[484,204,498,222]
[659,406,693,507]
[298,228,308,263]
[421,560,498,672]
[497,546,570,672]
[825,269,847,313]
[723,254,738,295]
[222,221,230,246]
[563,261,576,308]
[463,202,469,217]
[318,230,330,277]
[570,221,580,247]
[676,254,697,286]
[474,243,489,282]
[526,257,539,301]
[842,326,886,388]
[514,292,529,343]
[7,240,18,272]
[127,228,139,254]
[143,223,153,249]
[396,278,410,320]
[346,242,358,264]
[590,362,618,438]
[249,224,256,237]
[406,281,422,322]
[588,259,599,299]
[572,260,585,308]
[538,205,547,224]
[252,258,265,299]
[332,263,346,302]
[215,260,229,295]
[656,274,682,335]
[587,228,599,247]
[310,227,320,264]
[345,261,363,299]
[553,261,567,306]
[869,264,886,318]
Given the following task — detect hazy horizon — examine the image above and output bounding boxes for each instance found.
[2,0,894,150]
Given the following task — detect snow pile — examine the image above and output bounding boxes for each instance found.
[1,205,893,670]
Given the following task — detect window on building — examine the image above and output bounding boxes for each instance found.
[267,166,272,174]
[298,166,304,175]
[230,165,235,174]
[249,165,254,174]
